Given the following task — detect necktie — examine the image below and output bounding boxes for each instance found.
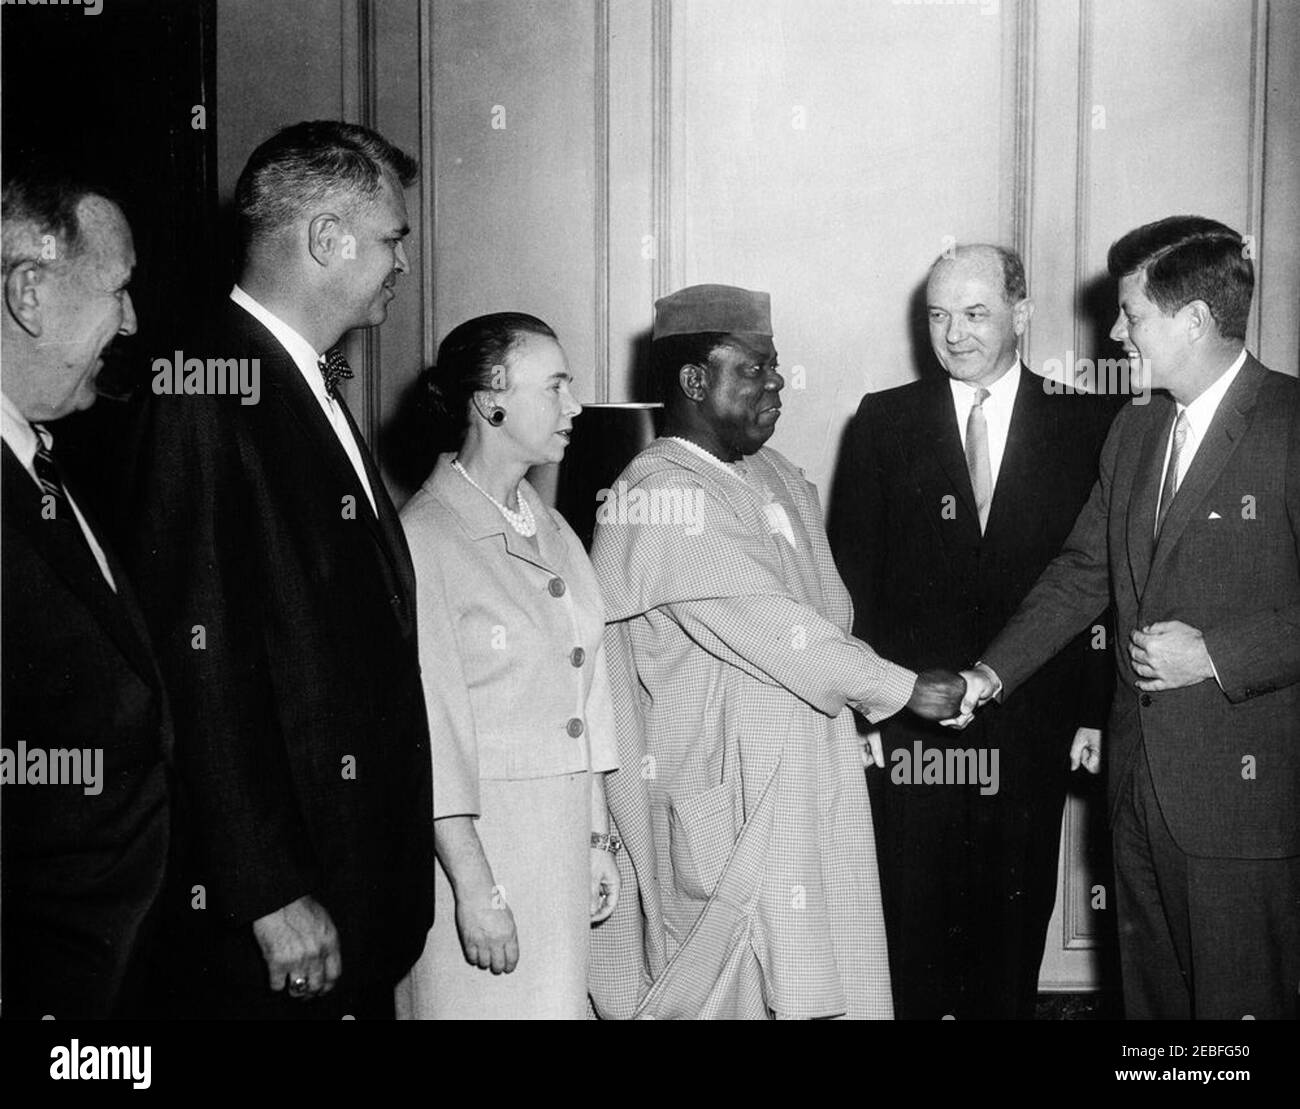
[318,348,354,398]
[29,424,117,591]
[966,387,993,533]
[32,424,69,514]
[1155,409,1190,537]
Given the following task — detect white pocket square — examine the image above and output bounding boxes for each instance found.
[1207,511,1222,520]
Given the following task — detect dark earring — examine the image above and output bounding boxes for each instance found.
[488,406,507,426]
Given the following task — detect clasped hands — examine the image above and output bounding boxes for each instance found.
[903,664,998,729]
[902,665,1101,775]
[896,620,1214,772]
[911,621,1215,723]
[858,669,979,768]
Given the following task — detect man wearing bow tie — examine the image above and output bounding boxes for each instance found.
[964,216,1300,1019]
[127,121,435,1019]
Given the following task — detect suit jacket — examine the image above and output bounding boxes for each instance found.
[400,454,620,819]
[830,366,1120,797]
[984,357,1300,857]
[2,444,171,1018]
[125,299,435,992]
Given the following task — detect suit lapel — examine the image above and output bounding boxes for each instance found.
[264,349,380,525]
[921,377,982,547]
[2,444,158,686]
[1125,396,1173,600]
[983,366,1041,544]
[241,310,400,569]
[1147,359,1265,587]
[335,391,416,603]
[224,303,420,627]
[432,456,563,580]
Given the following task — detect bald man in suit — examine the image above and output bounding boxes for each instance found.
[1,161,170,1019]
[832,244,1119,1019]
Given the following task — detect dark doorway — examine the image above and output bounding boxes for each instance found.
[2,0,219,541]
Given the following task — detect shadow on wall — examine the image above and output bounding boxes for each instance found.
[381,368,458,503]
[1078,272,1122,369]
[824,275,935,527]
[625,326,657,404]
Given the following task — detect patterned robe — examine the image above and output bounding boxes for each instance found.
[588,438,916,1019]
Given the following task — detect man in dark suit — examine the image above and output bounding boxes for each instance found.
[127,122,435,1019]
[830,244,1120,1019]
[962,216,1300,1019]
[1,162,171,1019]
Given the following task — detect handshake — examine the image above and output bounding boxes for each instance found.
[903,663,1000,728]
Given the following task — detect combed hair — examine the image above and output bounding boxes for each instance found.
[652,331,731,407]
[235,120,418,250]
[2,156,111,271]
[425,312,558,445]
[927,243,1028,304]
[1107,216,1253,341]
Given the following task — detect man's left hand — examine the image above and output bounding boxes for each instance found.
[1130,621,1215,691]
[1070,727,1102,774]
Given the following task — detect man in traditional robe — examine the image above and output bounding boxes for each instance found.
[588,284,965,1019]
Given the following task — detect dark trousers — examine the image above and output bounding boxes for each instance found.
[870,767,1067,1020]
[2,898,162,1021]
[187,980,396,1021]
[1112,745,1300,1020]
[147,959,396,1020]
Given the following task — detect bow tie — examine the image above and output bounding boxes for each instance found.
[318,348,354,398]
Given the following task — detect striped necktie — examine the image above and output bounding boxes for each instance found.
[29,423,116,591]
[31,424,69,513]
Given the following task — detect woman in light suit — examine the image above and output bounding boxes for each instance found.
[395,313,620,1019]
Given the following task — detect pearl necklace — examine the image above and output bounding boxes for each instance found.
[452,458,537,536]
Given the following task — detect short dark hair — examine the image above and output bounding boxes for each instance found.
[1107,216,1253,341]
[652,331,731,407]
[426,312,558,444]
[1,156,113,271]
[235,120,418,250]
[927,243,1027,304]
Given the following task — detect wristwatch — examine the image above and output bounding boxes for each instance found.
[590,831,622,854]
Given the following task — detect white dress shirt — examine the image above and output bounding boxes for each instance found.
[1,391,116,590]
[949,356,1022,493]
[1156,348,1247,521]
[230,285,377,514]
